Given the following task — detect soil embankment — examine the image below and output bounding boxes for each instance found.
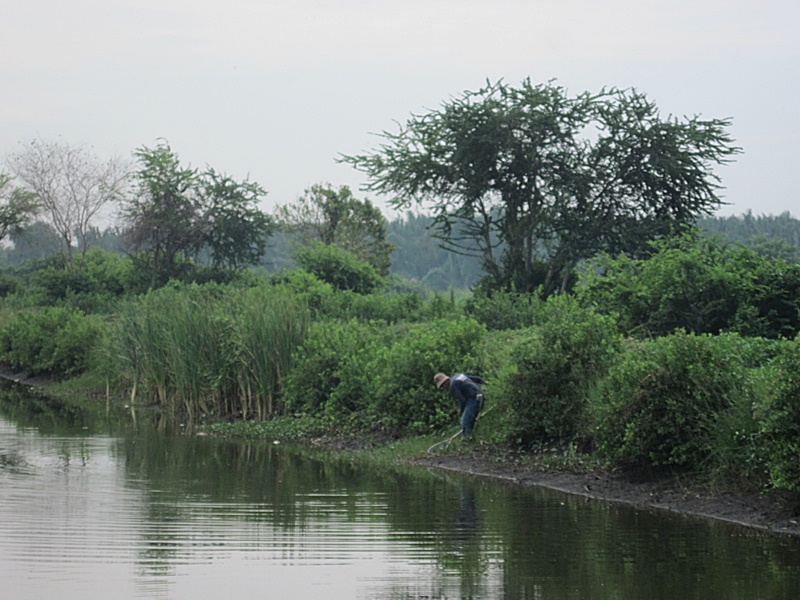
[416,450,800,537]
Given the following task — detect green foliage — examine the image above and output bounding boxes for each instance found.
[370,318,486,434]
[754,341,800,490]
[28,247,133,312]
[578,230,800,339]
[267,268,336,314]
[590,332,754,469]
[125,141,273,288]
[0,269,21,297]
[286,317,486,434]
[0,307,104,376]
[464,289,545,331]
[277,183,394,276]
[283,319,386,421]
[110,282,309,420]
[199,169,275,269]
[295,242,385,294]
[0,171,39,242]
[125,141,202,287]
[345,79,739,293]
[505,295,621,444]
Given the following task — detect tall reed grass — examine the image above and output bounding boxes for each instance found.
[111,283,309,420]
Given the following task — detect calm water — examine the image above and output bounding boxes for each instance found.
[2,384,800,599]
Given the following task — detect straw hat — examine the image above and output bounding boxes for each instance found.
[434,373,450,389]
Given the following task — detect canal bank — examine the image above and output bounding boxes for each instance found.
[8,366,800,541]
[414,449,800,538]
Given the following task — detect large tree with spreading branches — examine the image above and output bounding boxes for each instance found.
[342,79,741,294]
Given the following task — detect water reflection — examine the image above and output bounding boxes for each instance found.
[2,384,800,599]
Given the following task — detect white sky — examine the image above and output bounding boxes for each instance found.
[2,0,798,219]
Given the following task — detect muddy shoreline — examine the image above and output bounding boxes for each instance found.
[414,450,800,538]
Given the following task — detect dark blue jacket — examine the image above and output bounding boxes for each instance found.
[448,374,484,414]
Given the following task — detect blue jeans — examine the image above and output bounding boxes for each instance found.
[461,394,484,437]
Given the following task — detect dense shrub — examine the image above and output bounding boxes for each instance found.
[267,268,336,315]
[590,332,754,469]
[283,319,387,419]
[464,289,545,331]
[0,269,21,298]
[29,248,133,312]
[505,295,621,445]
[370,318,486,434]
[0,307,104,376]
[295,242,385,294]
[754,340,800,490]
[578,231,800,339]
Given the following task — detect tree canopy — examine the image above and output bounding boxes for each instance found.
[276,183,393,276]
[343,79,741,294]
[0,172,39,243]
[6,139,128,272]
[123,141,273,287]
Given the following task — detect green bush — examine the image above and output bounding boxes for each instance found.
[505,295,621,445]
[29,248,133,312]
[0,269,21,298]
[754,340,800,490]
[577,231,800,339]
[267,268,336,315]
[0,307,104,376]
[295,242,385,294]
[370,318,486,434]
[591,332,753,469]
[283,319,386,418]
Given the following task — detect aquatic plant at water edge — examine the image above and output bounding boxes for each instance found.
[111,283,308,420]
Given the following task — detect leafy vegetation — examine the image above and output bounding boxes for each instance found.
[344,79,740,294]
[577,230,800,339]
[2,108,800,496]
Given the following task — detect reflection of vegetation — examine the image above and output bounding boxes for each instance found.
[2,390,800,598]
[106,417,800,599]
[0,381,103,434]
[494,487,800,599]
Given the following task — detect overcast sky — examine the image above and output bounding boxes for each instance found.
[2,0,798,219]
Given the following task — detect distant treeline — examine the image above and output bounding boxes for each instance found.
[0,211,797,291]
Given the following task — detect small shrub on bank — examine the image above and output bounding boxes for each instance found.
[505,295,621,445]
[590,332,754,469]
[283,319,386,419]
[370,318,486,434]
[755,340,800,491]
[0,307,104,376]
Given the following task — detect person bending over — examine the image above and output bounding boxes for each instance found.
[433,372,485,438]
